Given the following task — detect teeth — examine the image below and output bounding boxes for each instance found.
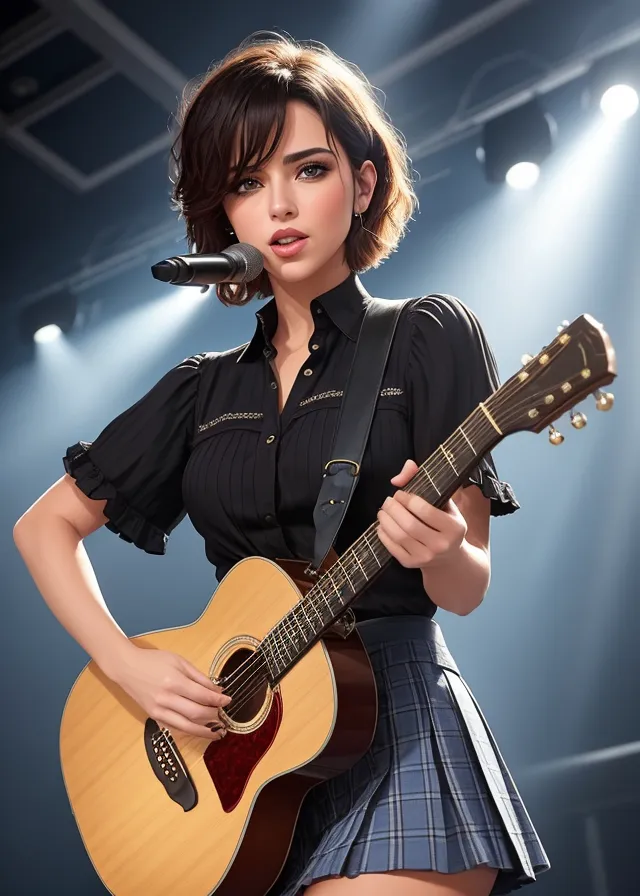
[276,236,301,245]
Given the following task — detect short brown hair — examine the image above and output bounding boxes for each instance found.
[170,32,418,305]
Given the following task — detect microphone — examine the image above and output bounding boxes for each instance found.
[151,243,264,286]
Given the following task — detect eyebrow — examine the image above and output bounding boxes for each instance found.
[230,146,335,176]
[282,147,335,165]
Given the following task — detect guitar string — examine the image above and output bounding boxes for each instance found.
[158,350,580,738]
[202,364,580,721]
[166,363,579,734]
[220,361,570,697]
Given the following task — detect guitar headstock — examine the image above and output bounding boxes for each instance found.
[490,314,617,439]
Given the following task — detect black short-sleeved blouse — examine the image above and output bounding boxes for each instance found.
[64,272,518,620]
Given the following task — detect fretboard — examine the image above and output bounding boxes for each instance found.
[260,396,502,680]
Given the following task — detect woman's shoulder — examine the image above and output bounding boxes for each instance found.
[403,292,481,330]
[182,341,252,380]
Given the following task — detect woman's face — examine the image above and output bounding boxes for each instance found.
[222,100,376,288]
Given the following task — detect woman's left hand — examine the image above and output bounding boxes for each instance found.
[376,459,468,570]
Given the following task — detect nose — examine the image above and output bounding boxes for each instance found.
[268,177,298,221]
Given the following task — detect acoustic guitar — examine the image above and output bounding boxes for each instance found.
[59,314,616,895]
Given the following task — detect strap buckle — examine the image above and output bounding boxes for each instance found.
[324,458,361,477]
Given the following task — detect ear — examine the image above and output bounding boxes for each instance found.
[354,160,377,214]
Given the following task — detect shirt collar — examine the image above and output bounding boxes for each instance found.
[237,272,371,363]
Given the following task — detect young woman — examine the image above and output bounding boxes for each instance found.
[14,33,549,896]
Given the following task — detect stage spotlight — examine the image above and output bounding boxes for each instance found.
[34,324,63,344]
[479,99,555,188]
[19,291,78,345]
[586,50,640,123]
[505,161,540,190]
[600,84,638,122]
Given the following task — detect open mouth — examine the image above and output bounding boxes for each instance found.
[270,236,309,257]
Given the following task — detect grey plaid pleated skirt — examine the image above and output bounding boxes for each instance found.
[270,615,550,895]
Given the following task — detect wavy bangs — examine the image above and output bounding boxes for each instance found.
[171,34,418,305]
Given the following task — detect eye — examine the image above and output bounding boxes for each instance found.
[234,176,261,195]
[232,161,329,195]
[298,162,329,179]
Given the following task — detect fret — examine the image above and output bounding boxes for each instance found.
[350,545,368,580]
[297,601,314,630]
[361,531,382,568]
[273,628,294,664]
[291,611,306,638]
[315,581,334,612]
[335,557,355,592]
[425,469,441,495]
[262,639,278,678]
[459,423,475,453]
[325,567,344,601]
[439,444,458,474]
[305,594,326,626]
[277,616,297,652]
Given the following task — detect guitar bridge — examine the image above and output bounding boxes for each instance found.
[143,719,197,811]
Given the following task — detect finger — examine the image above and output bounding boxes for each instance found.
[177,677,232,708]
[377,524,424,568]
[379,499,436,546]
[164,693,229,725]
[378,510,427,560]
[391,491,453,532]
[181,659,223,691]
[390,458,420,487]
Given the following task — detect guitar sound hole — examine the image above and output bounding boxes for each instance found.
[219,648,269,725]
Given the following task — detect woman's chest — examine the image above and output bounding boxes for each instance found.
[183,399,411,545]
[183,341,413,546]
[270,347,314,413]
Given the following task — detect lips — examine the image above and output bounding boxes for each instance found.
[270,236,309,258]
[270,228,308,245]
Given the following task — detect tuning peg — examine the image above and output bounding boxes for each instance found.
[570,410,588,429]
[594,389,614,411]
[556,320,570,333]
[548,426,564,445]
[521,353,534,365]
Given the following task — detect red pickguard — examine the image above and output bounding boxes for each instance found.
[203,691,283,812]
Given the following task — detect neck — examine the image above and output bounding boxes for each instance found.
[269,255,352,348]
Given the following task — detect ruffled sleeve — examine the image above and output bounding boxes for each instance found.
[63,355,205,553]
[407,295,519,516]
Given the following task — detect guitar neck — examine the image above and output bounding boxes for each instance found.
[261,394,503,681]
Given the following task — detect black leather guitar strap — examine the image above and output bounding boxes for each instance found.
[310,297,411,572]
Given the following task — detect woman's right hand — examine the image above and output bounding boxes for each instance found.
[109,645,231,741]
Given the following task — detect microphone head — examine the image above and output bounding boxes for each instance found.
[150,259,179,283]
[222,243,264,283]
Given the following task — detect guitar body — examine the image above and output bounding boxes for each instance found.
[60,557,378,895]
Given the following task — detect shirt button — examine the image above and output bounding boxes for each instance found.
[270,381,277,389]
[315,307,323,315]
[303,368,313,376]
[311,344,320,351]
[264,514,275,524]
[266,434,276,444]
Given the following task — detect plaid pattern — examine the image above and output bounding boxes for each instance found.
[270,616,550,896]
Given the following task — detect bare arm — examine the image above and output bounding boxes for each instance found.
[420,485,491,616]
[14,475,229,740]
[378,460,492,617]
[13,474,134,678]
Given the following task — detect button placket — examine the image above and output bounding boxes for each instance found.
[255,359,284,539]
